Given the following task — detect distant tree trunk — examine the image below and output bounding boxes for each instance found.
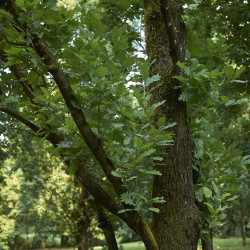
[76,186,90,250]
[143,0,203,248]
[60,235,69,247]
[13,235,19,250]
[241,209,247,247]
[77,228,88,250]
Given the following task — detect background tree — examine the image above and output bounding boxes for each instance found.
[0,128,97,249]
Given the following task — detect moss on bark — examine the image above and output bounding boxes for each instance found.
[143,0,203,248]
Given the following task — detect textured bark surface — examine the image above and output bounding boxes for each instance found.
[143,0,203,248]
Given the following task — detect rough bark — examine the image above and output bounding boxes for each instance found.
[143,0,203,248]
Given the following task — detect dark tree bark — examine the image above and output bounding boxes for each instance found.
[143,0,203,248]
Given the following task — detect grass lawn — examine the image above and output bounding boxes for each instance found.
[212,237,250,250]
[93,237,250,250]
[37,237,250,250]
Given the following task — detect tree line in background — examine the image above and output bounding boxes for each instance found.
[0,0,249,249]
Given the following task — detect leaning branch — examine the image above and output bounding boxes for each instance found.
[0,105,40,132]
[0,105,123,213]
[0,105,153,245]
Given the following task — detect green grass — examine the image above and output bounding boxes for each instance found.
[94,241,145,250]
[37,237,250,250]
[212,237,250,250]
[94,237,250,250]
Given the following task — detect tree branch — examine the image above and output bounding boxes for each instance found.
[0,105,40,132]
[0,105,62,146]
[0,104,155,246]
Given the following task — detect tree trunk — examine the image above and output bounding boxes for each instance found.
[76,186,90,250]
[60,235,69,247]
[241,210,246,247]
[143,0,203,248]
[91,201,119,250]
[13,235,19,250]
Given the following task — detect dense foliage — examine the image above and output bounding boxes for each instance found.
[0,0,249,249]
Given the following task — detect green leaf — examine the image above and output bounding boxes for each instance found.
[15,0,25,8]
[65,118,75,130]
[195,188,204,202]
[225,99,236,106]
[111,171,123,178]
[153,100,166,109]
[173,75,186,83]
[205,202,215,215]
[210,69,220,78]
[134,136,143,148]
[219,213,227,220]
[220,96,229,104]
[152,197,165,203]
[143,170,162,176]
[177,61,188,71]
[117,209,134,214]
[40,87,50,96]
[161,122,177,130]
[203,187,212,198]
[152,156,164,161]
[69,160,78,175]
[94,66,108,77]
[141,148,156,157]
[148,207,160,213]
[145,74,161,87]
[123,137,131,145]
[0,9,13,20]
[120,192,135,206]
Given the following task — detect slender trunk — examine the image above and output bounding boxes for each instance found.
[76,186,90,250]
[92,201,119,250]
[241,209,246,247]
[60,235,69,247]
[77,230,88,250]
[143,0,203,248]
[13,235,19,250]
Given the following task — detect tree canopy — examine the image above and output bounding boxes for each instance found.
[0,0,249,249]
